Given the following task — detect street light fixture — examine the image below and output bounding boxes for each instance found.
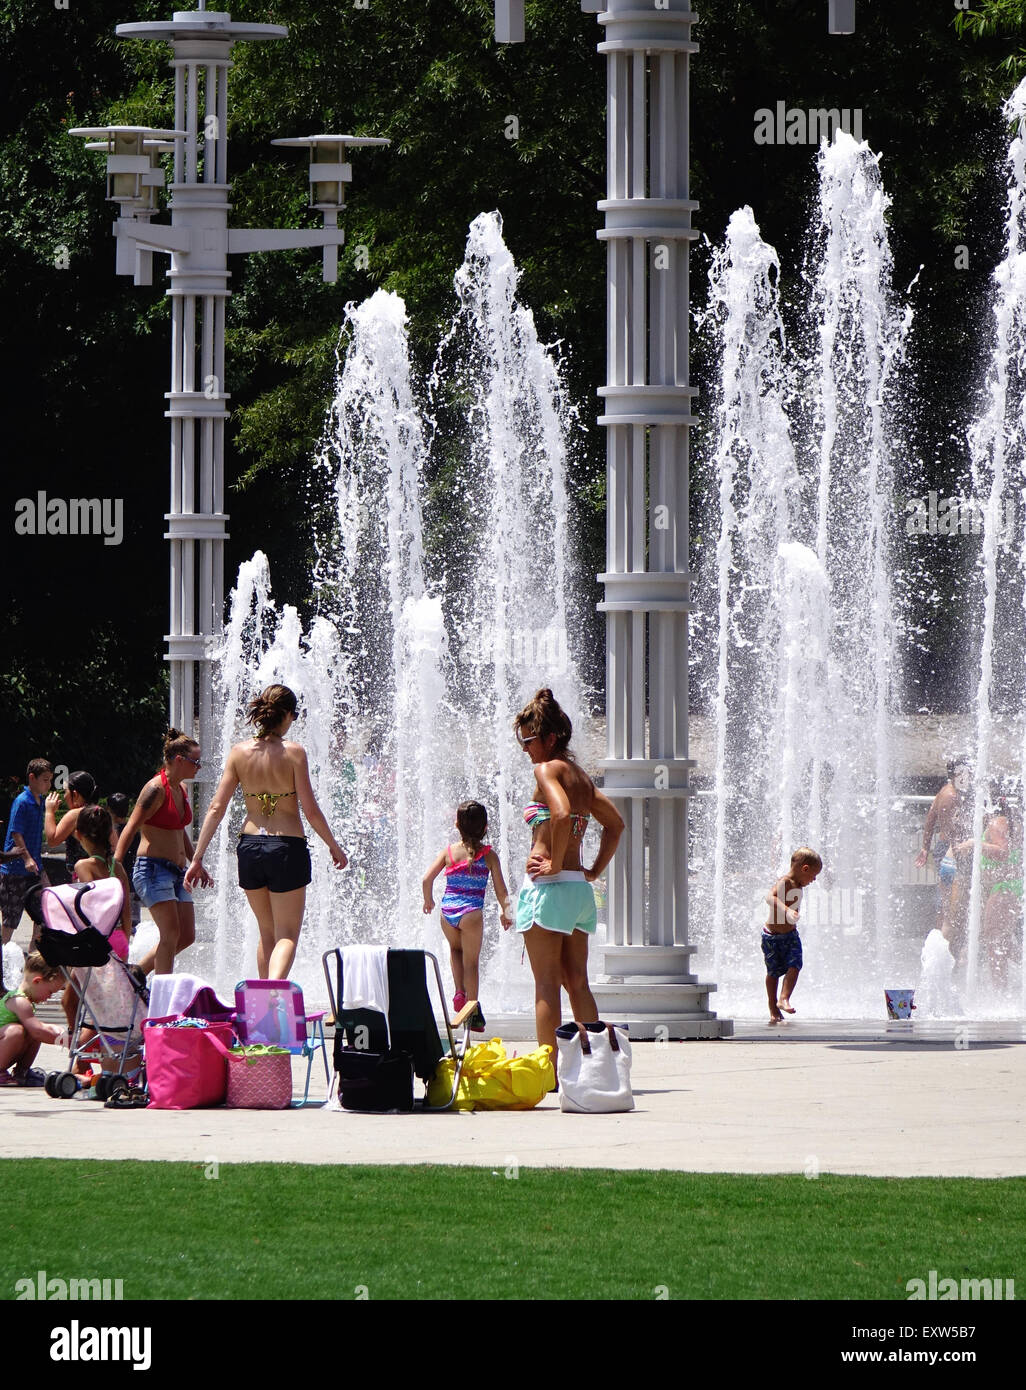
[69,7,388,762]
[269,135,390,282]
[70,125,186,283]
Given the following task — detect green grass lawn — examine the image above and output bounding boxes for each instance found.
[3,1160,1023,1301]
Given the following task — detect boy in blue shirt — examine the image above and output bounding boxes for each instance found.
[1,759,54,978]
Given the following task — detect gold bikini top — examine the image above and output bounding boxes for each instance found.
[243,790,296,817]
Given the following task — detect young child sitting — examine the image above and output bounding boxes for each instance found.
[0,952,67,1086]
[763,845,822,1024]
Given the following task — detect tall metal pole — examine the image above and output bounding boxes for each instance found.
[112,11,287,758]
[588,1,727,1037]
[496,2,728,1035]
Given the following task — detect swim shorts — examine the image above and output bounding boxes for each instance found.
[515,871,597,936]
[132,856,193,908]
[237,834,312,894]
[0,870,45,934]
[761,928,802,977]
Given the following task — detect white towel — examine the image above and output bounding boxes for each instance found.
[340,945,390,1046]
[148,972,211,1020]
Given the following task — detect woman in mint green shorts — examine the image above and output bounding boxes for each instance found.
[513,689,624,1066]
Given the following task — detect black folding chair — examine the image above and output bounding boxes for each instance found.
[322,947,479,1112]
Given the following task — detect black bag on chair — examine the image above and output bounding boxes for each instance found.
[335,1044,414,1113]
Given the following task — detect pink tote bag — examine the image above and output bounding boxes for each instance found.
[143,1016,234,1109]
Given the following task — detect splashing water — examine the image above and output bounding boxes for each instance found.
[964,77,1026,1014]
[694,135,913,1017]
[203,219,585,1011]
[430,211,588,1007]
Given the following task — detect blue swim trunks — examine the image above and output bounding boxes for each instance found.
[761,929,802,977]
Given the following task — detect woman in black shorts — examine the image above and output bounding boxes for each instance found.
[185,685,348,979]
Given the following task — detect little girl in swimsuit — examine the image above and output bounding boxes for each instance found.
[422,801,512,1030]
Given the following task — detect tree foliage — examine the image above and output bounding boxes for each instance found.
[0,0,1023,791]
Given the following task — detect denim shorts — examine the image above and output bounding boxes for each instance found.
[132,856,193,908]
[237,834,312,894]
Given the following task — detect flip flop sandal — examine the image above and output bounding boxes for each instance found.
[105,1085,149,1109]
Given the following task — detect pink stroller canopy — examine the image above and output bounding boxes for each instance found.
[40,880,125,938]
[37,880,125,968]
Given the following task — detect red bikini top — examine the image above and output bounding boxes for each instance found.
[145,767,192,830]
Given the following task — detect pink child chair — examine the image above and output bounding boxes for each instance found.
[233,979,329,1107]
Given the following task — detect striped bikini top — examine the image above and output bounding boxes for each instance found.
[523,802,589,839]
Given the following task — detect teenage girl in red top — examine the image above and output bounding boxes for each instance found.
[115,729,211,976]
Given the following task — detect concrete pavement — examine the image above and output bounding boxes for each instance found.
[3,1023,1024,1178]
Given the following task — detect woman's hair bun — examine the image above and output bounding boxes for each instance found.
[512,688,573,756]
[247,684,299,735]
[163,728,198,761]
[67,770,97,802]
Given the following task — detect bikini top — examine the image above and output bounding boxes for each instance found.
[146,768,192,831]
[523,801,589,839]
[73,853,115,883]
[243,790,297,817]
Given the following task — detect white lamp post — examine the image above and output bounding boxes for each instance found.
[71,8,387,772]
[491,1,855,1034]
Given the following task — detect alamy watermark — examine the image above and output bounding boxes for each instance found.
[15,1269,123,1300]
[14,491,123,546]
[469,626,570,675]
[904,490,1017,542]
[753,103,863,146]
[906,1270,1015,1300]
[50,1321,151,1371]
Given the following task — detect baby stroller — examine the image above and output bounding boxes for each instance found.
[33,878,149,1106]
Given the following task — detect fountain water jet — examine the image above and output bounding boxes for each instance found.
[695,135,914,1017]
[964,76,1026,1012]
[203,220,587,1012]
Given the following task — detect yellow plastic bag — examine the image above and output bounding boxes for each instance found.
[426,1037,554,1111]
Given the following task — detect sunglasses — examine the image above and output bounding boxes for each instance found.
[517,734,538,747]
[178,754,202,768]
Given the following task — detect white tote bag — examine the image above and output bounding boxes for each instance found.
[555,1020,634,1113]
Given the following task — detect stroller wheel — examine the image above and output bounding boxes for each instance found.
[44,1072,59,1098]
[56,1072,80,1100]
[94,1075,112,1102]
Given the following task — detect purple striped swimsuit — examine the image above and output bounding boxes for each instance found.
[440,845,491,924]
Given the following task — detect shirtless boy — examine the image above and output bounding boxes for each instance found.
[763,846,822,1024]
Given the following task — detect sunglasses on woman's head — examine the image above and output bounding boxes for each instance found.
[518,734,538,747]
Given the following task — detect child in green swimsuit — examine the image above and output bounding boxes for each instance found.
[0,951,67,1086]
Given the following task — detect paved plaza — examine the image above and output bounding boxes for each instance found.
[3,1021,1024,1178]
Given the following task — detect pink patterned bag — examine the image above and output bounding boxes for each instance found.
[219,1043,293,1110]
